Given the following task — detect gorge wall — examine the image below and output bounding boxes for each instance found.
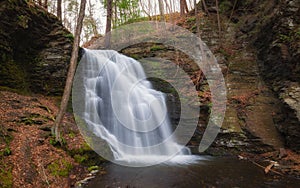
[0,0,73,95]
[208,0,300,151]
[255,0,300,151]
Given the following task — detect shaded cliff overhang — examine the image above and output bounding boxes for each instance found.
[0,0,73,95]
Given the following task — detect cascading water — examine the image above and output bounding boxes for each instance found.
[77,49,197,165]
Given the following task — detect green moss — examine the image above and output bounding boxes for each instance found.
[74,154,88,164]
[0,128,13,158]
[47,159,73,177]
[187,17,196,22]
[68,131,75,139]
[129,54,140,59]
[191,25,197,32]
[278,27,300,43]
[17,15,29,29]
[68,142,106,167]
[219,1,233,13]
[87,165,99,172]
[279,34,292,42]
[125,16,149,25]
[0,148,11,157]
[49,136,66,147]
[150,45,165,51]
[63,33,74,40]
[18,113,52,126]
[0,163,13,188]
[296,28,300,36]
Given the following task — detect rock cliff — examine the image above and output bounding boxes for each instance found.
[254,0,300,151]
[0,0,73,95]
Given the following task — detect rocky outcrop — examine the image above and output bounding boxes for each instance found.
[208,0,300,152]
[254,0,300,151]
[0,0,73,95]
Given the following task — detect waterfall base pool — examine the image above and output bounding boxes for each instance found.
[86,156,300,188]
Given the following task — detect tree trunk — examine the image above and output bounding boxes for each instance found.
[184,0,188,12]
[57,0,62,20]
[164,0,173,24]
[53,0,86,142]
[140,0,151,20]
[201,0,210,16]
[194,0,206,87]
[158,0,165,22]
[88,0,98,36]
[194,0,200,36]
[180,0,188,16]
[148,0,153,17]
[105,0,113,48]
[216,0,221,39]
[114,0,118,27]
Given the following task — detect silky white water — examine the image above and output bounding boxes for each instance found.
[81,49,197,165]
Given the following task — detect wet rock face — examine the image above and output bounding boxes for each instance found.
[255,0,300,151]
[0,0,73,95]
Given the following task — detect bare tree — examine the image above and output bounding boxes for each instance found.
[57,0,62,20]
[114,0,118,27]
[194,0,200,36]
[158,0,165,22]
[188,0,193,10]
[105,0,113,48]
[201,0,210,16]
[154,0,158,21]
[180,0,188,16]
[215,0,221,39]
[54,0,87,142]
[140,0,151,20]
[148,0,153,17]
[63,0,71,29]
[164,0,174,24]
[194,0,206,88]
[168,0,174,14]
[226,0,238,30]
[87,0,99,36]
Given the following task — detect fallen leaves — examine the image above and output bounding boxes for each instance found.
[264,161,275,174]
[0,91,89,188]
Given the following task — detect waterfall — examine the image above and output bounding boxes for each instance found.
[77,49,196,165]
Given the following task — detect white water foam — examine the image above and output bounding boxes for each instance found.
[80,49,200,165]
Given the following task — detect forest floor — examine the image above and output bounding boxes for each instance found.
[0,90,106,188]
